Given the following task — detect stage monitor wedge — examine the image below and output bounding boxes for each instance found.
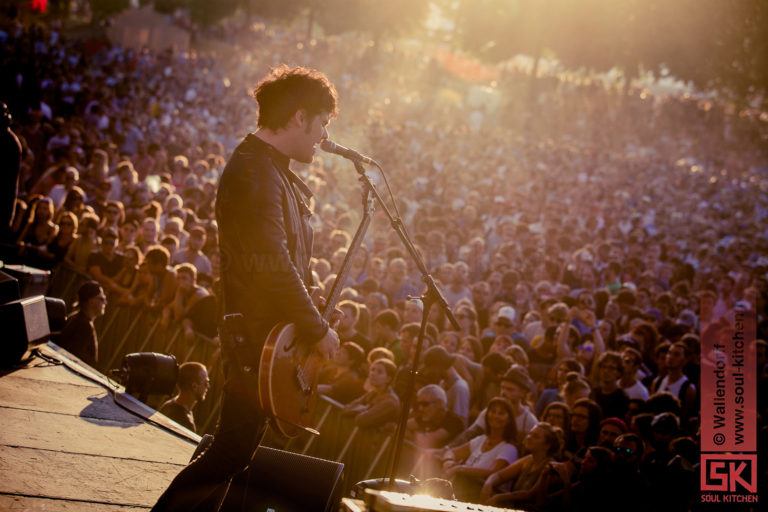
[0,295,50,368]
[0,269,20,304]
[221,446,344,512]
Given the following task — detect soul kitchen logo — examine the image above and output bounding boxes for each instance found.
[699,305,759,505]
[701,454,758,503]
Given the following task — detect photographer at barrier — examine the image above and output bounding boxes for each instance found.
[57,281,107,367]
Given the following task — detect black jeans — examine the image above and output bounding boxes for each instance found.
[152,361,268,512]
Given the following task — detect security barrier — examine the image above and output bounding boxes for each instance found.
[47,264,432,490]
[47,262,91,308]
[267,395,429,495]
[48,264,225,431]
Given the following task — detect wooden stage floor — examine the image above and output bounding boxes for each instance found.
[0,343,199,511]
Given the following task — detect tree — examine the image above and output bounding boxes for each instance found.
[245,0,305,21]
[88,0,130,19]
[151,0,242,27]
[314,0,430,40]
[637,0,768,103]
[456,0,548,64]
[455,0,767,104]
[546,0,640,75]
[188,0,241,27]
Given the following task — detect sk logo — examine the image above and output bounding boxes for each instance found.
[701,454,757,493]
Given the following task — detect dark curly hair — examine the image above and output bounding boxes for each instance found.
[253,65,338,130]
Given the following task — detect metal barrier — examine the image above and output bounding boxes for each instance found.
[263,395,432,494]
[47,264,432,489]
[47,263,91,308]
[48,264,225,432]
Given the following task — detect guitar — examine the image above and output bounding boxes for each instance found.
[259,192,375,437]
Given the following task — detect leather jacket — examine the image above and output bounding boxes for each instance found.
[216,134,328,365]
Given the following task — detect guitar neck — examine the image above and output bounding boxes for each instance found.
[322,194,375,322]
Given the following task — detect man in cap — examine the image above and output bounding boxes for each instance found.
[451,364,537,447]
[597,417,628,448]
[58,281,107,367]
[482,305,517,353]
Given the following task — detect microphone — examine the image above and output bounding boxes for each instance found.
[320,140,378,166]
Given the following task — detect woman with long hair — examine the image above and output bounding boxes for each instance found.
[37,211,77,269]
[341,358,400,430]
[317,342,366,405]
[565,398,603,462]
[113,246,142,295]
[65,213,99,272]
[116,261,153,308]
[541,402,571,460]
[441,397,519,501]
[481,422,561,506]
[438,330,461,353]
[99,200,125,233]
[60,186,85,218]
[542,402,571,434]
[458,335,484,363]
[17,196,58,256]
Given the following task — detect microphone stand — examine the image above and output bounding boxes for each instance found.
[347,161,459,489]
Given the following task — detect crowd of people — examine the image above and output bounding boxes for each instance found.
[2,7,767,511]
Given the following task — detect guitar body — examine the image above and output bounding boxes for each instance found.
[258,192,375,438]
[259,322,324,438]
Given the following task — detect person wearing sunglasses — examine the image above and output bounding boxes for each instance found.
[611,433,649,508]
[406,384,465,450]
[36,211,77,269]
[480,305,518,354]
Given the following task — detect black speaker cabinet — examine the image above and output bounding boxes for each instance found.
[222,446,344,512]
[0,295,50,368]
[0,269,20,304]
[2,264,50,298]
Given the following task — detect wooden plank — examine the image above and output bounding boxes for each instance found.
[0,407,194,465]
[0,494,148,511]
[0,445,183,507]
[1,361,103,388]
[0,374,141,423]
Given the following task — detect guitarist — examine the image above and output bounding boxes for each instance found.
[153,66,340,511]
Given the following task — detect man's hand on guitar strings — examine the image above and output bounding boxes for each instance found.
[316,296,343,330]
